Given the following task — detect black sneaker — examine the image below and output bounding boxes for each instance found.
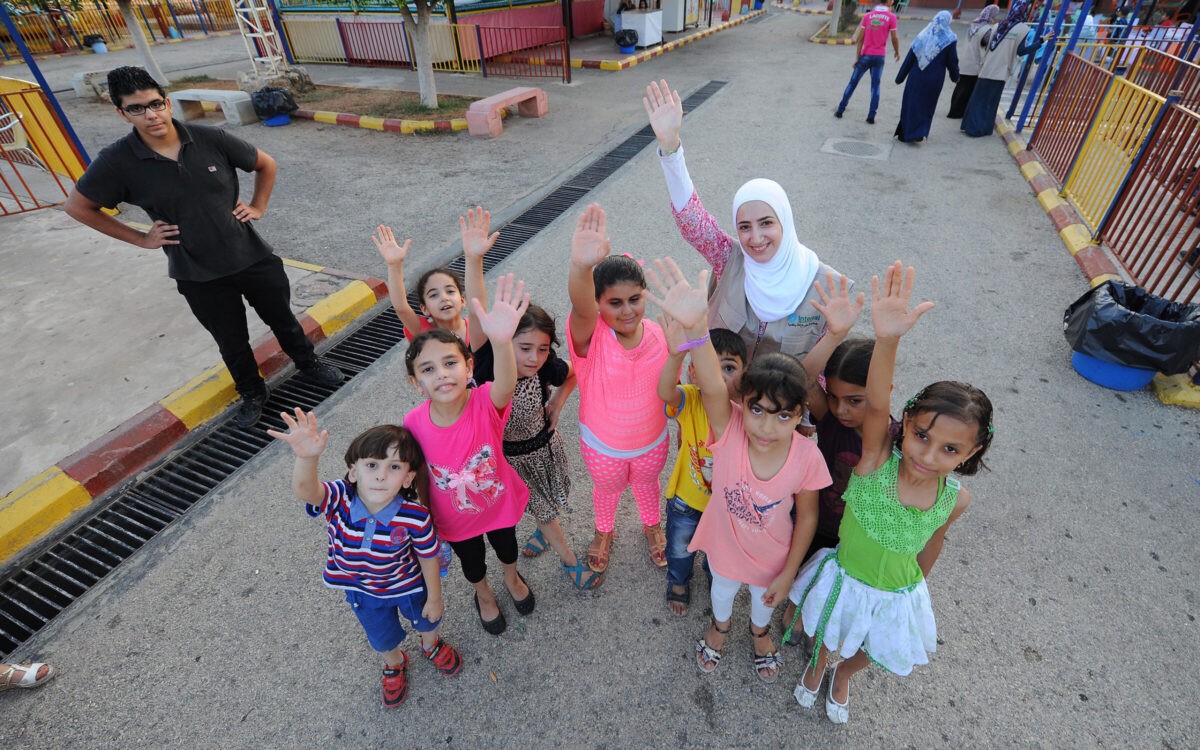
[298,358,344,387]
[866,117,875,124]
[233,388,269,429]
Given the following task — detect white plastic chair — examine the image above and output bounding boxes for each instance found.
[0,111,49,172]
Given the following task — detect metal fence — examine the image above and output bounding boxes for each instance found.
[0,0,239,59]
[280,15,570,82]
[1027,53,1110,184]
[0,82,86,217]
[1098,104,1200,303]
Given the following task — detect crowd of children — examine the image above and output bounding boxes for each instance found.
[270,105,994,720]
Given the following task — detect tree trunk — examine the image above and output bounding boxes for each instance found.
[117,0,168,86]
[397,0,438,109]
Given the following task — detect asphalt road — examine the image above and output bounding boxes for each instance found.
[4,9,1199,748]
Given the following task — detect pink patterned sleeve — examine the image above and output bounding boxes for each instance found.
[671,191,732,282]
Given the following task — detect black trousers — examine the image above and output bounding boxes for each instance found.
[448,526,519,584]
[176,255,316,397]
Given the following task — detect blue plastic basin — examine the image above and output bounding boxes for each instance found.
[1070,351,1156,391]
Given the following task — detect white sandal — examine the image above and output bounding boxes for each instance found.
[0,663,54,691]
[793,661,825,708]
[825,663,850,724]
[695,621,730,674]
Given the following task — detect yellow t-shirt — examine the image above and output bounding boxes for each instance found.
[664,385,714,511]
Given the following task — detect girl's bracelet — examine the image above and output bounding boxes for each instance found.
[675,333,709,353]
[658,140,682,157]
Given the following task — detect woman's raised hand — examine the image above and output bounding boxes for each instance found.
[812,272,865,339]
[372,225,410,267]
[460,206,499,261]
[870,261,934,340]
[471,273,530,343]
[266,407,329,458]
[570,203,611,269]
[643,79,683,152]
[645,257,710,331]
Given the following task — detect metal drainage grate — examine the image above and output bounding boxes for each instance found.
[0,80,728,659]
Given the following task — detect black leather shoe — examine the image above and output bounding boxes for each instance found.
[233,387,269,429]
[298,358,344,387]
[474,593,507,635]
[510,572,535,616]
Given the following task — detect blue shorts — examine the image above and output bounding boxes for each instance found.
[345,589,440,653]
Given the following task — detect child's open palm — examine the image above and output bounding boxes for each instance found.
[266,407,329,458]
[471,273,529,343]
[372,225,410,267]
[643,79,683,151]
[645,257,710,331]
[460,206,499,261]
[871,261,935,339]
[657,312,689,353]
[812,272,865,338]
[570,204,611,268]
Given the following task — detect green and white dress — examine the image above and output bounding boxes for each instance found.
[788,449,960,676]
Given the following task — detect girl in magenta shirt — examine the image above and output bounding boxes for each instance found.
[567,203,671,574]
[646,257,831,684]
[403,274,532,637]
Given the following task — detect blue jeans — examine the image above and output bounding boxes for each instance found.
[838,55,885,119]
[665,497,710,588]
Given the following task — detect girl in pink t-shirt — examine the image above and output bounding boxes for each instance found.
[403,274,531,637]
[647,257,831,684]
[567,204,671,574]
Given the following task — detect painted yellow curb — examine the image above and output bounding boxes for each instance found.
[313,110,339,125]
[282,258,326,272]
[160,365,238,430]
[1020,161,1045,180]
[450,119,469,131]
[1036,188,1064,212]
[359,116,386,131]
[1152,373,1200,408]
[0,468,93,564]
[1007,138,1023,156]
[1059,224,1094,255]
[600,59,623,71]
[307,280,379,336]
[1089,273,1121,287]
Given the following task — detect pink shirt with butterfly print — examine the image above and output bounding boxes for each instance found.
[688,403,831,588]
[404,383,529,542]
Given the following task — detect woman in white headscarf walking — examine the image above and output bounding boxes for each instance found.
[642,79,851,362]
[894,10,960,142]
[947,4,999,119]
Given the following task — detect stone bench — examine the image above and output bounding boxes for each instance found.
[72,70,111,100]
[168,89,258,126]
[465,87,548,137]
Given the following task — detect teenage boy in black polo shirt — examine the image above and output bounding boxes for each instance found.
[65,66,342,428]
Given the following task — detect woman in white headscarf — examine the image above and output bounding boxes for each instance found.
[642,79,850,362]
[894,10,960,142]
[947,4,998,119]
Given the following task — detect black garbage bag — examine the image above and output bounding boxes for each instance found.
[1063,280,1200,374]
[615,29,638,47]
[250,86,299,119]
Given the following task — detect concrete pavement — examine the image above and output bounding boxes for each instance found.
[1,8,1198,748]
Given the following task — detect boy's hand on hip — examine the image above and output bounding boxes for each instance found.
[233,200,263,222]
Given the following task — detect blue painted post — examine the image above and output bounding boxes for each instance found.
[475,22,486,78]
[1007,0,1055,120]
[190,0,209,34]
[264,0,294,64]
[165,0,184,39]
[138,5,158,41]
[59,9,84,49]
[1017,0,1089,132]
[0,3,91,163]
[1180,19,1198,63]
[1094,91,1180,238]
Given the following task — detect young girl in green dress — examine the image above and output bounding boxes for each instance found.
[787,261,994,724]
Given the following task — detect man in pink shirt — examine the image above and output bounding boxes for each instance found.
[835,0,901,124]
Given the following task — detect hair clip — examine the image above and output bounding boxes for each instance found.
[905,396,917,410]
[987,423,995,436]
[620,252,646,267]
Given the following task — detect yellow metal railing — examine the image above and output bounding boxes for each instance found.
[280,15,483,73]
[280,15,348,64]
[1063,76,1166,230]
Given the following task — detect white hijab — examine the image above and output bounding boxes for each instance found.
[731,179,819,323]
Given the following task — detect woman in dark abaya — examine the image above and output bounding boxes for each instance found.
[961,0,1055,137]
[894,11,959,143]
[947,4,999,119]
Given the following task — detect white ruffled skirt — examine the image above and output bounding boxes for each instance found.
[788,548,937,676]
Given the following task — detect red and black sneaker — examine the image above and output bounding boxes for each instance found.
[381,652,409,709]
[422,637,463,677]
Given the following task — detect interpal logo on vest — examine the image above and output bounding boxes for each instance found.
[787,314,821,327]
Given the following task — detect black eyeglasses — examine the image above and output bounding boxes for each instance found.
[122,99,168,116]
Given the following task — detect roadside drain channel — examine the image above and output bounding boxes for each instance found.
[0,80,729,658]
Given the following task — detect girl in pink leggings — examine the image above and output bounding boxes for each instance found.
[567,204,672,574]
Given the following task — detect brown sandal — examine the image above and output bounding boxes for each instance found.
[643,522,668,568]
[587,529,615,573]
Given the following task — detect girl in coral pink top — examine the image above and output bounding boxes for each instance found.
[646,257,831,684]
[567,204,672,575]
[403,274,533,637]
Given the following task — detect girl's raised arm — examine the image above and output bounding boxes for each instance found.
[471,273,530,410]
[803,273,864,422]
[861,262,934,473]
[373,225,422,334]
[645,258,732,437]
[567,204,610,358]
[461,207,499,351]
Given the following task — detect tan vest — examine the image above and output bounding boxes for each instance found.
[707,251,847,361]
